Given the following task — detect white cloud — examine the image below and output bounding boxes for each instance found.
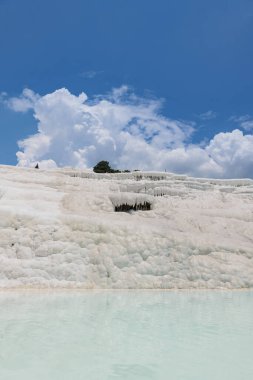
[5,87,253,178]
[230,114,251,123]
[198,110,217,120]
[80,70,103,79]
[230,114,253,131]
[206,129,253,178]
[0,91,7,100]
[240,120,253,131]
[5,88,39,112]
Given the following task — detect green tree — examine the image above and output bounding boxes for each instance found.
[93,160,113,173]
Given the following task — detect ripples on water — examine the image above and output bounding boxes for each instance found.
[0,291,252,380]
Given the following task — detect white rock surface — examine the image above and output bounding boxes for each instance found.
[0,165,253,289]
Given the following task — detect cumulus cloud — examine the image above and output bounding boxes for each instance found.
[5,87,253,178]
[5,88,39,112]
[206,129,253,178]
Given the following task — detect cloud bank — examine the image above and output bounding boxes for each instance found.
[5,87,253,178]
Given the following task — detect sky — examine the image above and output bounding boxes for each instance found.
[1,0,253,178]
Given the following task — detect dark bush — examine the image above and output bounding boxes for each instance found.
[93,160,114,173]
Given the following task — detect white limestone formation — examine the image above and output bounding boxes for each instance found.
[0,165,252,289]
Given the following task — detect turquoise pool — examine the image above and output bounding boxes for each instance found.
[0,291,252,379]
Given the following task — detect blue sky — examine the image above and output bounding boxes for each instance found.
[1,0,253,177]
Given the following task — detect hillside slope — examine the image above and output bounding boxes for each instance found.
[0,165,253,289]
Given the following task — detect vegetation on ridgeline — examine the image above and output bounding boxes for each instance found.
[93,160,130,173]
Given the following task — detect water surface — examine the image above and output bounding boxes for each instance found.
[0,290,252,379]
